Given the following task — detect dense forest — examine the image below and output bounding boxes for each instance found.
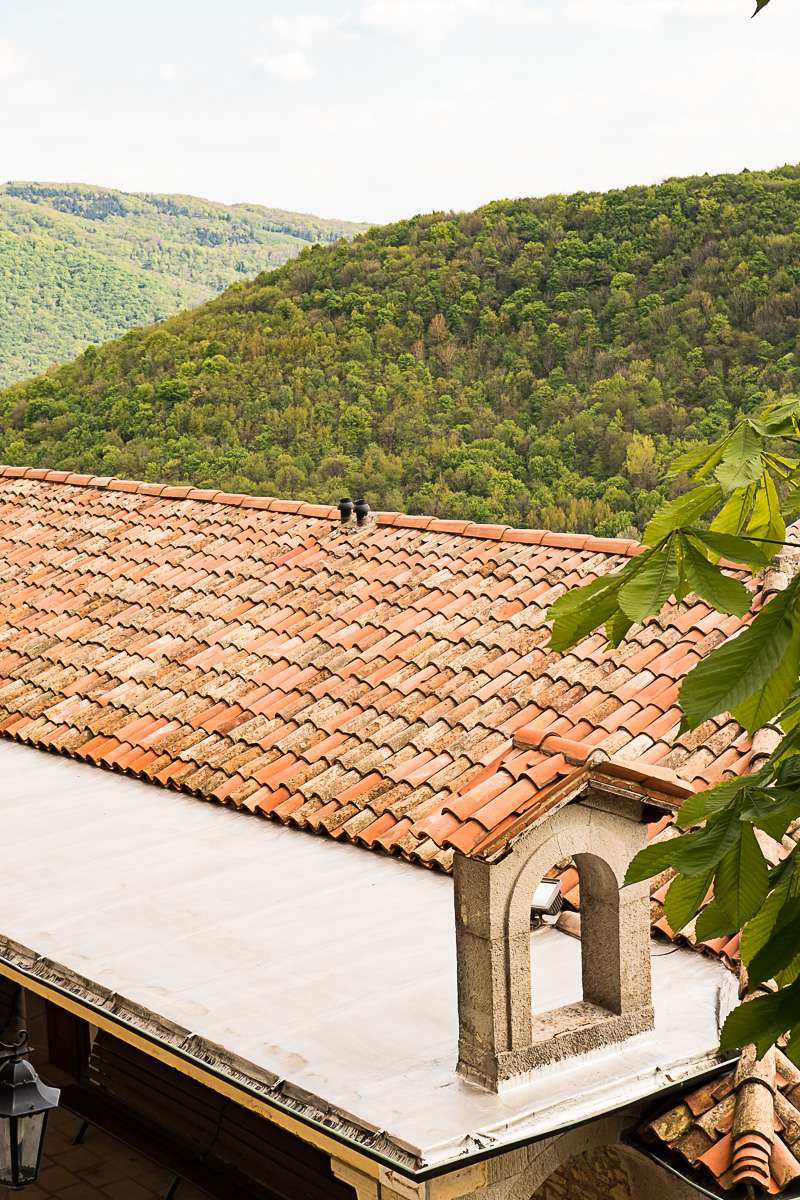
[0,183,367,386]
[3,166,800,535]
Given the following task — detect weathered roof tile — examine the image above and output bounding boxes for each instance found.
[0,474,759,897]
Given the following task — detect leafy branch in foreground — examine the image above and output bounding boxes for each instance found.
[548,396,800,1058]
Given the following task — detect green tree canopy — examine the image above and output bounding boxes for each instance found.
[548,396,800,1058]
[0,182,367,387]
[4,165,800,527]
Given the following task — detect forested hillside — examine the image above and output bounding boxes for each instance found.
[3,166,800,535]
[0,183,367,386]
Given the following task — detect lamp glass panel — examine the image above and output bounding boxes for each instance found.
[0,1116,11,1185]
[531,879,561,912]
[15,1111,46,1183]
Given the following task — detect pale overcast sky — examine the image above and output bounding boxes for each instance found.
[1,0,798,225]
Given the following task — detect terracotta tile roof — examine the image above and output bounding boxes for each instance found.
[640,1045,800,1193]
[0,468,768,916]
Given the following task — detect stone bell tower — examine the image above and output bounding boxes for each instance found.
[453,750,685,1091]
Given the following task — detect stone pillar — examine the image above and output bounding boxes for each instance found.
[575,850,651,1017]
[454,853,523,1084]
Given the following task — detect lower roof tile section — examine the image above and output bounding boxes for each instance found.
[0,473,759,891]
[640,1045,800,1193]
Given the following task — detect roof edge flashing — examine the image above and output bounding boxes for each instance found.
[0,934,419,1174]
[0,933,736,1182]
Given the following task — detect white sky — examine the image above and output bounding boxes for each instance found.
[1,0,798,225]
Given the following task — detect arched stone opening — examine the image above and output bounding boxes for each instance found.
[501,1116,630,1200]
[454,786,657,1090]
[508,832,640,1034]
[499,1121,700,1200]
[528,1144,632,1200]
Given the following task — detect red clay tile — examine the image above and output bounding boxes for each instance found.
[462,523,509,540]
[697,1132,734,1176]
[501,528,548,544]
[267,499,304,513]
[470,778,542,831]
[540,532,589,550]
[445,818,498,854]
[769,1137,800,1189]
[338,771,384,804]
[234,496,272,510]
[160,486,193,499]
[374,816,414,849]
[99,740,137,766]
[297,503,337,518]
[119,746,157,772]
[392,515,433,529]
[185,488,222,501]
[273,794,306,820]
[538,734,597,764]
[601,758,693,797]
[0,472,763,902]
[559,867,579,895]
[584,536,637,555]
[251,785,291,814]
[428,519,472,534]
[356,813,397,845]
[211,774,248,803]
[647,815,672,840]
[412,807,462,843]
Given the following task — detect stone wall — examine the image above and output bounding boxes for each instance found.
[530,1146,632,1200]
[333,1125,699,1200]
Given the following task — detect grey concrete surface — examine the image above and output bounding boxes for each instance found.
[0,740,736,1168]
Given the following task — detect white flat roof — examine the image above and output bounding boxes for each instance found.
[0,740,736,1168]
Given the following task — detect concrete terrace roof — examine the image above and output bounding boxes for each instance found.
[0,739,736,1170]
[0,467,777,968]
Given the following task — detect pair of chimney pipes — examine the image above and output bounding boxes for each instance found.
[338,498,370,525]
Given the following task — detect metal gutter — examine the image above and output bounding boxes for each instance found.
[412,1056,738,1182]
[0,948,738,1184]
[632,1149,729,1199]
[0,952,415,1176]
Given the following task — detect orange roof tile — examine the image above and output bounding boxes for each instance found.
[642,1047,800,1193]
[0,468,761,899]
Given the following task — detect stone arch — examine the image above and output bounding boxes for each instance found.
[503,811,642,1054]
[503,1121,698,1200]
[454,790,654,1089]
[504,1117,628,1200]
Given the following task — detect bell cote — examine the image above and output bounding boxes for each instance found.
[453,753,686,1091]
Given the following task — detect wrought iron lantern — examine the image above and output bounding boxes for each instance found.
[0,1031,59,1189]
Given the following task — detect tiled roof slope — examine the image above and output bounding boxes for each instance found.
[0,468,759,887]
[641,1045,800,1193]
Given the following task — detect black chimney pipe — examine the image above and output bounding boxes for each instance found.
[354,499,370,526]
[338,497,353,522]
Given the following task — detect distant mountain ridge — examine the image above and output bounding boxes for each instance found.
[0,182,368,386]
[3,165,800,535]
